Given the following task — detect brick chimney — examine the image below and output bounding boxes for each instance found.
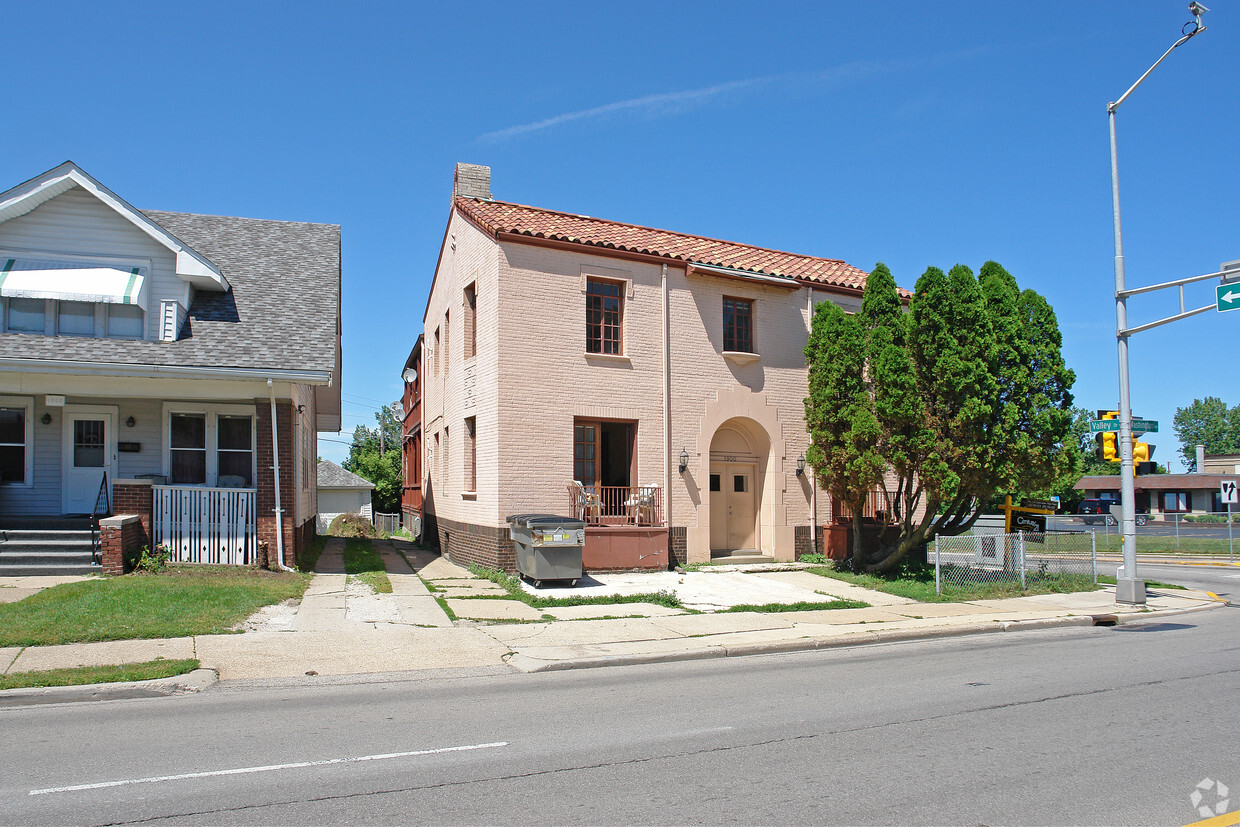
[454,163,491,200]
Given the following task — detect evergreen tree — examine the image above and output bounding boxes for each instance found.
[804,261,1075,573]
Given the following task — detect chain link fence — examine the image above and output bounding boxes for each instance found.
[372,512,401,536]
[932,530,1098,596]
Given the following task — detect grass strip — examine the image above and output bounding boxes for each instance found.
[297,536,326,573]
[0,658,201,691]
[342,538,392,593]
[807,565,1107,603]
[719,599,868,614]
[1097,574,1187,590]
[434,596,458,621]
[0,567,310,647]
[468,565,683,610]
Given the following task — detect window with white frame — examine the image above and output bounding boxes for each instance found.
[0,297,145,339]
[164,404,256,487]
[0,396,33,486]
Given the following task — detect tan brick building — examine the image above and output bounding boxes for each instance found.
[412,163,882,571]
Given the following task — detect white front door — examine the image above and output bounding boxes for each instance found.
[709,462,758,552]
[61,406,118,514]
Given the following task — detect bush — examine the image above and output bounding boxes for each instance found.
[328,513,377,538]
[125,545,171,574]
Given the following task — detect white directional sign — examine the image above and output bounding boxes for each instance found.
[1222,479,1238,505]
[1219,284,1240,313]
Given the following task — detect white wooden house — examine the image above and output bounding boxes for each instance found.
[0,162,341,573]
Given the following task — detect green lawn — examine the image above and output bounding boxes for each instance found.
[0,659,201,691]
[1091,534,1238,556]
[343,538,392,593]
[807,564,1103,603]
[468,565,684,610]
[0,567,311,648]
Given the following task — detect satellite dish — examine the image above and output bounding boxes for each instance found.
[402,367,417,384]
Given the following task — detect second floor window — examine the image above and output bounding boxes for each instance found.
[723,297,753,353]
[586,278,623,355]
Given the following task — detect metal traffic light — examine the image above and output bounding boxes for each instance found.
[1094,410,1120,462]
[1134,441,1155,475]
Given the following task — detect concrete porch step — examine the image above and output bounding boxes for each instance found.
[0,516,93,531]
[0,562,99,576]
[0,528,99,575]
[710,550,774,565]
[1,531,96,547]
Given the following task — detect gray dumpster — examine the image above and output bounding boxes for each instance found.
[507,513,585,587]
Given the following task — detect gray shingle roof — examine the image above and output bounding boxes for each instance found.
[318,460,375,490]
[0,210,340,375]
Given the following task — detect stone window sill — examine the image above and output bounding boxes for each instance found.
[584,352,632,365]
[723,351,760,366]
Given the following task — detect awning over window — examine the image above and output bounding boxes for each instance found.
[0,258,148,310]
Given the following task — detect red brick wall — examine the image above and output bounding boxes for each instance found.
[112,481,153,540]
[256,400,298,568]
[100,516,147,576]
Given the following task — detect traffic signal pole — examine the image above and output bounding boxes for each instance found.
[1105,4,1208,604]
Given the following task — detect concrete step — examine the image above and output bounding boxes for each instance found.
[710,550,774,565]
[1,532,95,548]
[0,529,99,575]
[0,516,93,531]
[0,562,99,576]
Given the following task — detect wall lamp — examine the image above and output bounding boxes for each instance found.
[796,454,806,476]
[41,412,52,425]
[678,447,689,474]
[126,416,136,428]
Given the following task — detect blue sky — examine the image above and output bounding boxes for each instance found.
[4,1,1236,471]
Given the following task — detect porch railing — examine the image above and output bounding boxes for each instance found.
[153,485,257,565]
[568,483,664,526]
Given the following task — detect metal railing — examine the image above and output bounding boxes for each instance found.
[568,483,664,526]
[153,485,257,565]
[933,530,1098,596]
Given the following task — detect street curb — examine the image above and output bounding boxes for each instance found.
[503,616,1097,673]
[0,668,218,707]
[502,604,1222,674]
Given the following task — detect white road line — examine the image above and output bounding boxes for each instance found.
[29,741,508,796]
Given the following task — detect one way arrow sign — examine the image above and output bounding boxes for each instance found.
[1218,284,1240,313]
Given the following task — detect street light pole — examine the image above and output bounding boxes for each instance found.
[1107,2,1208,605]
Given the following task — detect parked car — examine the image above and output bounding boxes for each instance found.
[1078,498,1148,526]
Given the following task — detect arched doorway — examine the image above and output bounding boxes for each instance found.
[708,419,769,555]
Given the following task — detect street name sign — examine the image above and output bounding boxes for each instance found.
[1089,418,1158,433]
[1219,283,1240,313]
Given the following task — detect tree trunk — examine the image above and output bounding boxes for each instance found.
[851,512,866,572]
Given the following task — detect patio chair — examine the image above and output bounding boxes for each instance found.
[568,480,600,522]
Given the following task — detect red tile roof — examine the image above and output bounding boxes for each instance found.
[455,196,877,293]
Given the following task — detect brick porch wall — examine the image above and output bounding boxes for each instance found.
[437,517,514,572]
[256,400,298,568]
[111,479,153,540]
[668,525,688,568]
[99,515,147,576]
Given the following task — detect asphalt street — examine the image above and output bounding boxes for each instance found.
[1,563,1234,826]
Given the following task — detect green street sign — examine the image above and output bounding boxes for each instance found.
[1219,283,1240,312]
[1089,418,1157,433]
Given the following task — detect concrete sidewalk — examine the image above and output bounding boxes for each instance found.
[0,541,1226,701]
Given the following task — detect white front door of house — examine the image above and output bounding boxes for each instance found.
[709,462,758,552]
[61,406,118,514]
